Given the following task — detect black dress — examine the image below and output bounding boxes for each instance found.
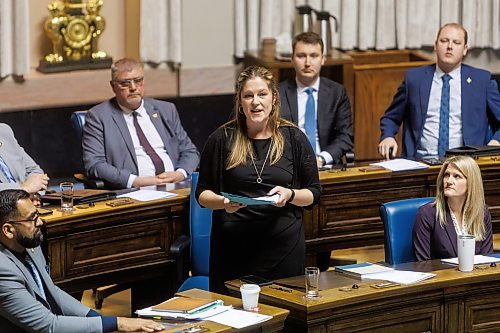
[196,124,321,293]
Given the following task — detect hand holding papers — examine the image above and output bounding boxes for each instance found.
[221,192,280,205]
[370,159,429,172]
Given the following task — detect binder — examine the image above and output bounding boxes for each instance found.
[151,297,222,314]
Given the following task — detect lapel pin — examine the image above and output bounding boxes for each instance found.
[152,113,158,118]
[466,77,472,84]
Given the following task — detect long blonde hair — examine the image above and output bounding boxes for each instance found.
[226,66,291,169]
[435,156,486,240]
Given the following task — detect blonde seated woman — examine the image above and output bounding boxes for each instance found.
[413,155,493,261]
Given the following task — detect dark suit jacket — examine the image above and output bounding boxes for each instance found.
[83,97,200,189]
[0,123,43,190]
[412,202,493,261]
[0,245,102,333]
[380,64,500,158]
[279,77,354,163]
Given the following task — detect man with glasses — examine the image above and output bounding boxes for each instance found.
[0,189,164,333]
[82,58,199,189]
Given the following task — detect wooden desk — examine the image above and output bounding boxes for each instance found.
[226,260,500,332]
[162,289,289,333]
[243,50,354,107]
[42,188,190,298]
[305,157,500,266]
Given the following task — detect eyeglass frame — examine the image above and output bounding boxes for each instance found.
[112,76,144,89]
[7,211,41,225]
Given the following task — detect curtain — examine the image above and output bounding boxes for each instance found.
[234,0,500,56]
[140,0,182,65]
[0,0,29,77]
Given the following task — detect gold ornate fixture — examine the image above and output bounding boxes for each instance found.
[38,0,112,73]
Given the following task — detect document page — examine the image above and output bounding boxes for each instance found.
[208,308,272,329]
[441,255,500,265]
[365,270,436,285]
[117,190,178,202]
[370,159,429,172]
[221,192,280,205]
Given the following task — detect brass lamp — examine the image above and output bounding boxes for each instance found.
[38,0,112,73]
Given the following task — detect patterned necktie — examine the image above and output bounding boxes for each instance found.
[0,155,16,183]
[25,255,47,300]
[438,74,452,157]
[305,88,317,153]
[132,112,165,175]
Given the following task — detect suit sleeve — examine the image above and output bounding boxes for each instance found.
[82,110,132,188]
[321,86,354,163]
[0,250,102,333]
[160,103,200,175]
[486,79,500,142]
[0,124,43,191]
[412,205,433,261]
[480,207,494,254]
[380,79,409,141]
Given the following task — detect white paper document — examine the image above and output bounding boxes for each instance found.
[117,190,178,202]
[335,262,394,279]
[370,159,429,172]
[208,308,272,329]
[136,304,230,320]
[364,270,436,285]
[441,255,500,266]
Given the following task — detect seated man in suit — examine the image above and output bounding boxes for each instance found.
[0,189,163,333]
[0,123,49,195]
[279,32,353,167]
[379,22,500,160]
[83,58,199,189]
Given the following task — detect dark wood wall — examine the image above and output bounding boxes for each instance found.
[0,94,233,178]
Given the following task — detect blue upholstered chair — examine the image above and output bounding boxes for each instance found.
[380,197,435,265]
[177,172,212,292]
[70,111,105,189]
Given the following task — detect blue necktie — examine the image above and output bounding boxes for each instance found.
[0,155,16,183]
[305,88,317,153]
[438,74,451,157]
[25,255,47,300]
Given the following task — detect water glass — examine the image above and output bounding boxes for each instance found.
[305,266,320,299]
[60,182,74,212]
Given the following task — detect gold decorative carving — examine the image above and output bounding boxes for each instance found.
[38,0,112,73]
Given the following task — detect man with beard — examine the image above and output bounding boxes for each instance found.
[0,189,164,333]
[83,58,199,189]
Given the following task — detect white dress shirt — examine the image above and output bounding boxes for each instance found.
[295,78,333,164]
[418,66,463,156]
[118,101,185,188]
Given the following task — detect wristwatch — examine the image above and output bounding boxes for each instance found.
[317,155,326,167]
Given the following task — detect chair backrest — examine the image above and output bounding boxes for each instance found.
[71,110,87,143]
[189,172,212,276]
[380,197,435,265]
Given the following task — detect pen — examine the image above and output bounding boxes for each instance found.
[269,285,292,293]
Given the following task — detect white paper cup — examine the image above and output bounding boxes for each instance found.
[457,235,475,272]
[240,283,260,310]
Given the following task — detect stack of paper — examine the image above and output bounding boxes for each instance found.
[117,190,177,202]
[441,255,500,265]
[335,262,394,279]
[369,159,429,172]
[365,270,436,285]
[136,297,226,319]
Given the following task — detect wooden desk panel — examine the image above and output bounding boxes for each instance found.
[226,260,500,332]
[43,188,189,293]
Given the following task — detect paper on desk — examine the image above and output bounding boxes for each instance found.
[441,255,500,265]
[136,304,230,320]
[370,159,429,172]
[208,308,272,329]
[117,190,178,202]
[364,270,436,285]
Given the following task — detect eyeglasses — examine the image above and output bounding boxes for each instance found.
[8,212,40,224]
[113,76,144,89]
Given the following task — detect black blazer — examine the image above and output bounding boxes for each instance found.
[279,77,354,163]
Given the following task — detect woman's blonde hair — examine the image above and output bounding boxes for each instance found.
[435,156,486,240]
[226,66,291,169]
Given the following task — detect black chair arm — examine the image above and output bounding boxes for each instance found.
[170,234,191,287]
[73,173,106,189]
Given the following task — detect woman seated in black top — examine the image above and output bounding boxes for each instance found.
[413,155,493,261]
[195,66,322,293]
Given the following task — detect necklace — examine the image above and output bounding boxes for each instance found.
[250,139,272,184]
